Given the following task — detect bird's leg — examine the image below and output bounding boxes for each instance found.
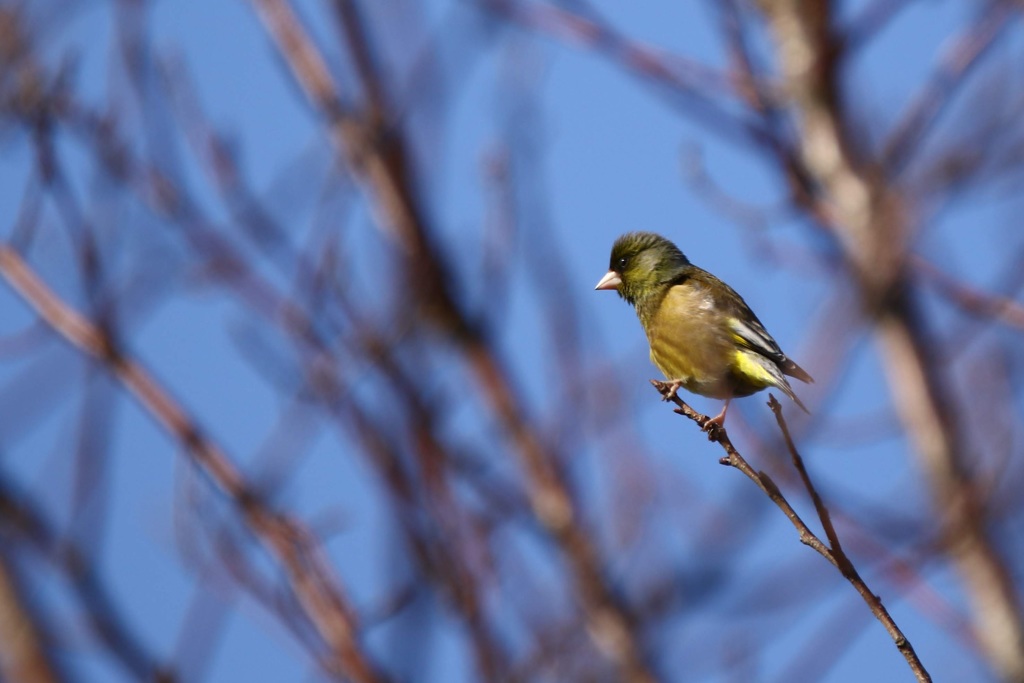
[705,399,731,429]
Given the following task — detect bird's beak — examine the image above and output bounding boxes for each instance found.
[594,270,622,291]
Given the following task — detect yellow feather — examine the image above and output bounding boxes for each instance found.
[731,350,775,389]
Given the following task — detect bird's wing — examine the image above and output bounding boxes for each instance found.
[677,267,814,384]
[728,314,785,363]
[714,284,815,385]
[685,269,787,361]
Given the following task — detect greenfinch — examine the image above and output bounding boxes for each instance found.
[596,232,812,425]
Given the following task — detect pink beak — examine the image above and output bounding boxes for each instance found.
[594,270,622,291]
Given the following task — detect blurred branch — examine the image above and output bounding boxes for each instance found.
[481,0,773,147]
[0,551,60,683]
[756,1,1024,679]
[3,0,1022,680]
[246,1,658,679]
[161,49,516,676]
[485,0,737,95]
[0,246,389,683]
[652,381,931,683]
[714,0,819,206]
[912,255,1024,331]
[844,0,921,50]
[881,5,1015,177]
[65,54,521,675]
[0,473,171,682]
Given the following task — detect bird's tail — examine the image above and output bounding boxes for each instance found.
[781,357,814,384]
[775,376,810,414]
[739,350,812,414]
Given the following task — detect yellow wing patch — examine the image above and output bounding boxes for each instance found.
[731,350,775,389]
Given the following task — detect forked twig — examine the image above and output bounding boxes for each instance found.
[651,380,931,683]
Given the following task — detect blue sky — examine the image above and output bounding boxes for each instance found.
[2,1,1023,682]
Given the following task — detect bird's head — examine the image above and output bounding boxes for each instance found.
[595,232,690,306]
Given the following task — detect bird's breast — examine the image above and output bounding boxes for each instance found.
[644,288,736,399]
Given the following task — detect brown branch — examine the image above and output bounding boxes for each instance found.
[245,2,657,680]
[912,255,1024,331]
[651,381,833,557]
[0,246,389,683]
[160,53,515,677]
[64,64,519,677]
[652,381,932,683]
[711,0,822,220]
[0,475,172,681]
[485,0,737,96]
[767,395,845,554]
[768,396,931,681]
[0,552,60,683]
[481,0,772,148]
[757,2,1024,679]
[881,5,1015,177]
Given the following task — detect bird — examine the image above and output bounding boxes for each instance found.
[595,231,812,426]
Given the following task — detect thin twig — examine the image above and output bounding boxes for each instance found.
[767,395,932,682]
[758,0,1024,676]
[768,395,845,555]
[651,381,931,683]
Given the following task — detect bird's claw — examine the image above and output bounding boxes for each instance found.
[699,405,729,440]
[705,413,726,429]
[699,415,724,441]
[654,379,684,402]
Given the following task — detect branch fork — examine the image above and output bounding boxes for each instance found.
[651,380,931,683]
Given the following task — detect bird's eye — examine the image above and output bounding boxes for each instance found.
[617,257,629,270]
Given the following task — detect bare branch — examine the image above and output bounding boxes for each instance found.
[756,1,1024,677]
[882,5,1015,177]
[0,553,60,683]
[0,246,389,683]
[652,381,931,683]
[245,1,658,679]
[0,475,170,682]
[912,255,1024,331]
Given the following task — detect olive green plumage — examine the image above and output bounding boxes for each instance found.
[596,232,812,417]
